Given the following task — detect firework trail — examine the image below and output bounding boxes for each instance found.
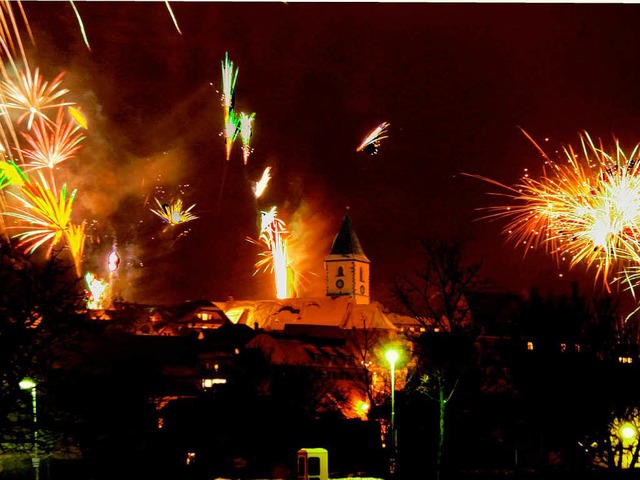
[356,122,390,155]
[224,109,241,162]
[253,166,272,199]
[164,1,182,35]
[65,220,86,277]
[239,112,255,166]
[247,206,292,299]
[216,110,240,214]
[69,1,90,51]
[466,129,640,292]
[220,51,238,125]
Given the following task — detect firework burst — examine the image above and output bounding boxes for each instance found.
[356,122,390,155]
[19,106,85,170]
[150,197,198,226]
[1,68,73,130]
[467,130,640,291]
[3,174,76,256]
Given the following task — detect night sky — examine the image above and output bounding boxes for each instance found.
[17,2,640,306]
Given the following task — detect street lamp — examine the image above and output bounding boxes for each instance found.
[385,348,400,475]
[19,377,39,480]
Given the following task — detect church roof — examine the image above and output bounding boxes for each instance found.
[327,213,369,262]
[215,296,397,333]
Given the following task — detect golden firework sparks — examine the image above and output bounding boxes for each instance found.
[150,197,198,226]
[3,174,76,256]
[64,220,86,277]
[467,130,640,291]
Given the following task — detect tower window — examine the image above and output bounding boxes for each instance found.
[359,267,363,282]
[337,266,344,277]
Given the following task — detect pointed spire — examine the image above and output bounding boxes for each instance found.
[329,213,369,261]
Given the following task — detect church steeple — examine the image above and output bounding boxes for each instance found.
[325,213,370,304]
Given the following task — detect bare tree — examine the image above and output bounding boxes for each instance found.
[391,237,482,480]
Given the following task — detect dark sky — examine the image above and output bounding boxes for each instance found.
[18,2,640,306]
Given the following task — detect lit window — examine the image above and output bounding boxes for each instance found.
[202,377,228,389]
[186,452,196,465]
[618,356,633,364]
[527,341,534,351]
[560,343,567,352]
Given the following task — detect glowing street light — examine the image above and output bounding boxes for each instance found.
[620,422,638,444]
[19,377,39,480]
[385,348,400,475]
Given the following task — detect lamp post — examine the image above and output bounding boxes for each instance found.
[385,348,399,476]
[19,377,39,480]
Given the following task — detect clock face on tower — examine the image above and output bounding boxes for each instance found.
[336,279,344,289]
[360,285,365,294]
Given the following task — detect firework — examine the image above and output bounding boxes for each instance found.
[68,106,88,129]
[1,68,72,129]
[239,112,255,166]
[20,107,85,171]
[65,220,86,277]
[107,246,120,273]
[3,174,76,256]
[69,0,91,51]
[247,206,290,299]
[84,271,108,310]
[221,51,238,123]
[0,159,24,189]
[164,1,182,35]
[150,197,198,226]
[253,166,272,199]
[356,122,390,155]
[224,110,241,162]
[467,130,640,290]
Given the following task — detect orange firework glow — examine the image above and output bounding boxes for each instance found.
[467,130,640,291]
[84,271,109,310]
[107,247,120,273]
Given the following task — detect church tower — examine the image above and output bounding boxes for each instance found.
[325,213,370,305]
